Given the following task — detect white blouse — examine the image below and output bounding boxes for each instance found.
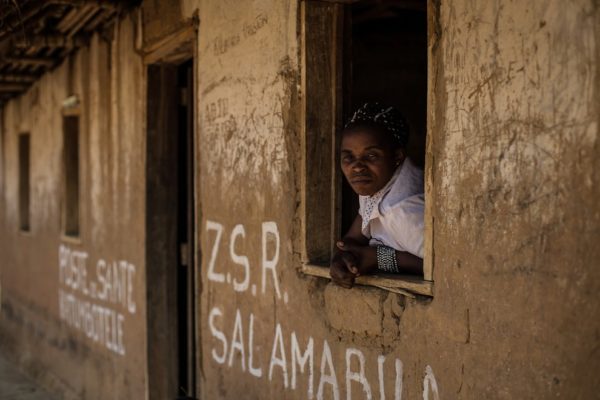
[358,158,425,258]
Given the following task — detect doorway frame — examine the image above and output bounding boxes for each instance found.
[144,19,199,400]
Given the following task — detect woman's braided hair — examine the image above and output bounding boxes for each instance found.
[344,102,409,148]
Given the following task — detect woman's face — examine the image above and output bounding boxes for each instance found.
[340,128,403,196]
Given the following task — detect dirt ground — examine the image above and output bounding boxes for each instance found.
[0,350,58,400]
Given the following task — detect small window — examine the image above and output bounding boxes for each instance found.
[301,0,432,297]
[63,115,80,237]
[18,133,30,232]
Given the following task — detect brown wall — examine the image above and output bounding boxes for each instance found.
[428,0,600,397]
[0,0,598,399]
[0,15,147,400]
[191,0,600,399]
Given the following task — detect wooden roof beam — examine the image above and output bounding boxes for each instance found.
[66,6,101,37]
[0,3,68,42]
[3,56,55,67]
[0,73,38,83]
[13,34,87,49]
[0,1,45,25]
[0,83,30,92]
[49,0,119,11]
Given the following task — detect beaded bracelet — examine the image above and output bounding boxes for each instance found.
[376,245,399,273]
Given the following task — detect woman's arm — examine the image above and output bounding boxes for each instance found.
[330,215,368,288]
[330,215,423,288]
[336,243,423,275]
[393,251,423,275]
[341,214,369,246]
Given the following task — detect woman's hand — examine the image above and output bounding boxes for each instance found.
[329,241,378,288]
[330,250,358,288]
[329,214,373,288]
[336,241,378,275]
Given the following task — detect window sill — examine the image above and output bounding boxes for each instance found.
[301,263,433,298]
[60,234,82,245]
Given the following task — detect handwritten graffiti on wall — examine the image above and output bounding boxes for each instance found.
[205,220,440,400]
[58,244,136,356]
[209,306,410,400]
[211,13,268,56]
[206,221,286,301]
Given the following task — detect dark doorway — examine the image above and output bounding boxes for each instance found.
[146,59,197,400]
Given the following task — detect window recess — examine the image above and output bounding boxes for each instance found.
[62,114,80,238]
[300,0,433,297]
[18,133,30,232]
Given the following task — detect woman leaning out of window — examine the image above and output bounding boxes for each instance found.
[330,103,424,288]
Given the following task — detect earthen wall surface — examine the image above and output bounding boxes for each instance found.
[0,15,147,400]
[0,1,598,399]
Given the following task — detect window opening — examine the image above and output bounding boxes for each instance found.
[302,0,432,296]
[18,133,30,232]
[63,116,80,237]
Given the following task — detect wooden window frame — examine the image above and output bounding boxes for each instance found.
[300,0,434,297]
